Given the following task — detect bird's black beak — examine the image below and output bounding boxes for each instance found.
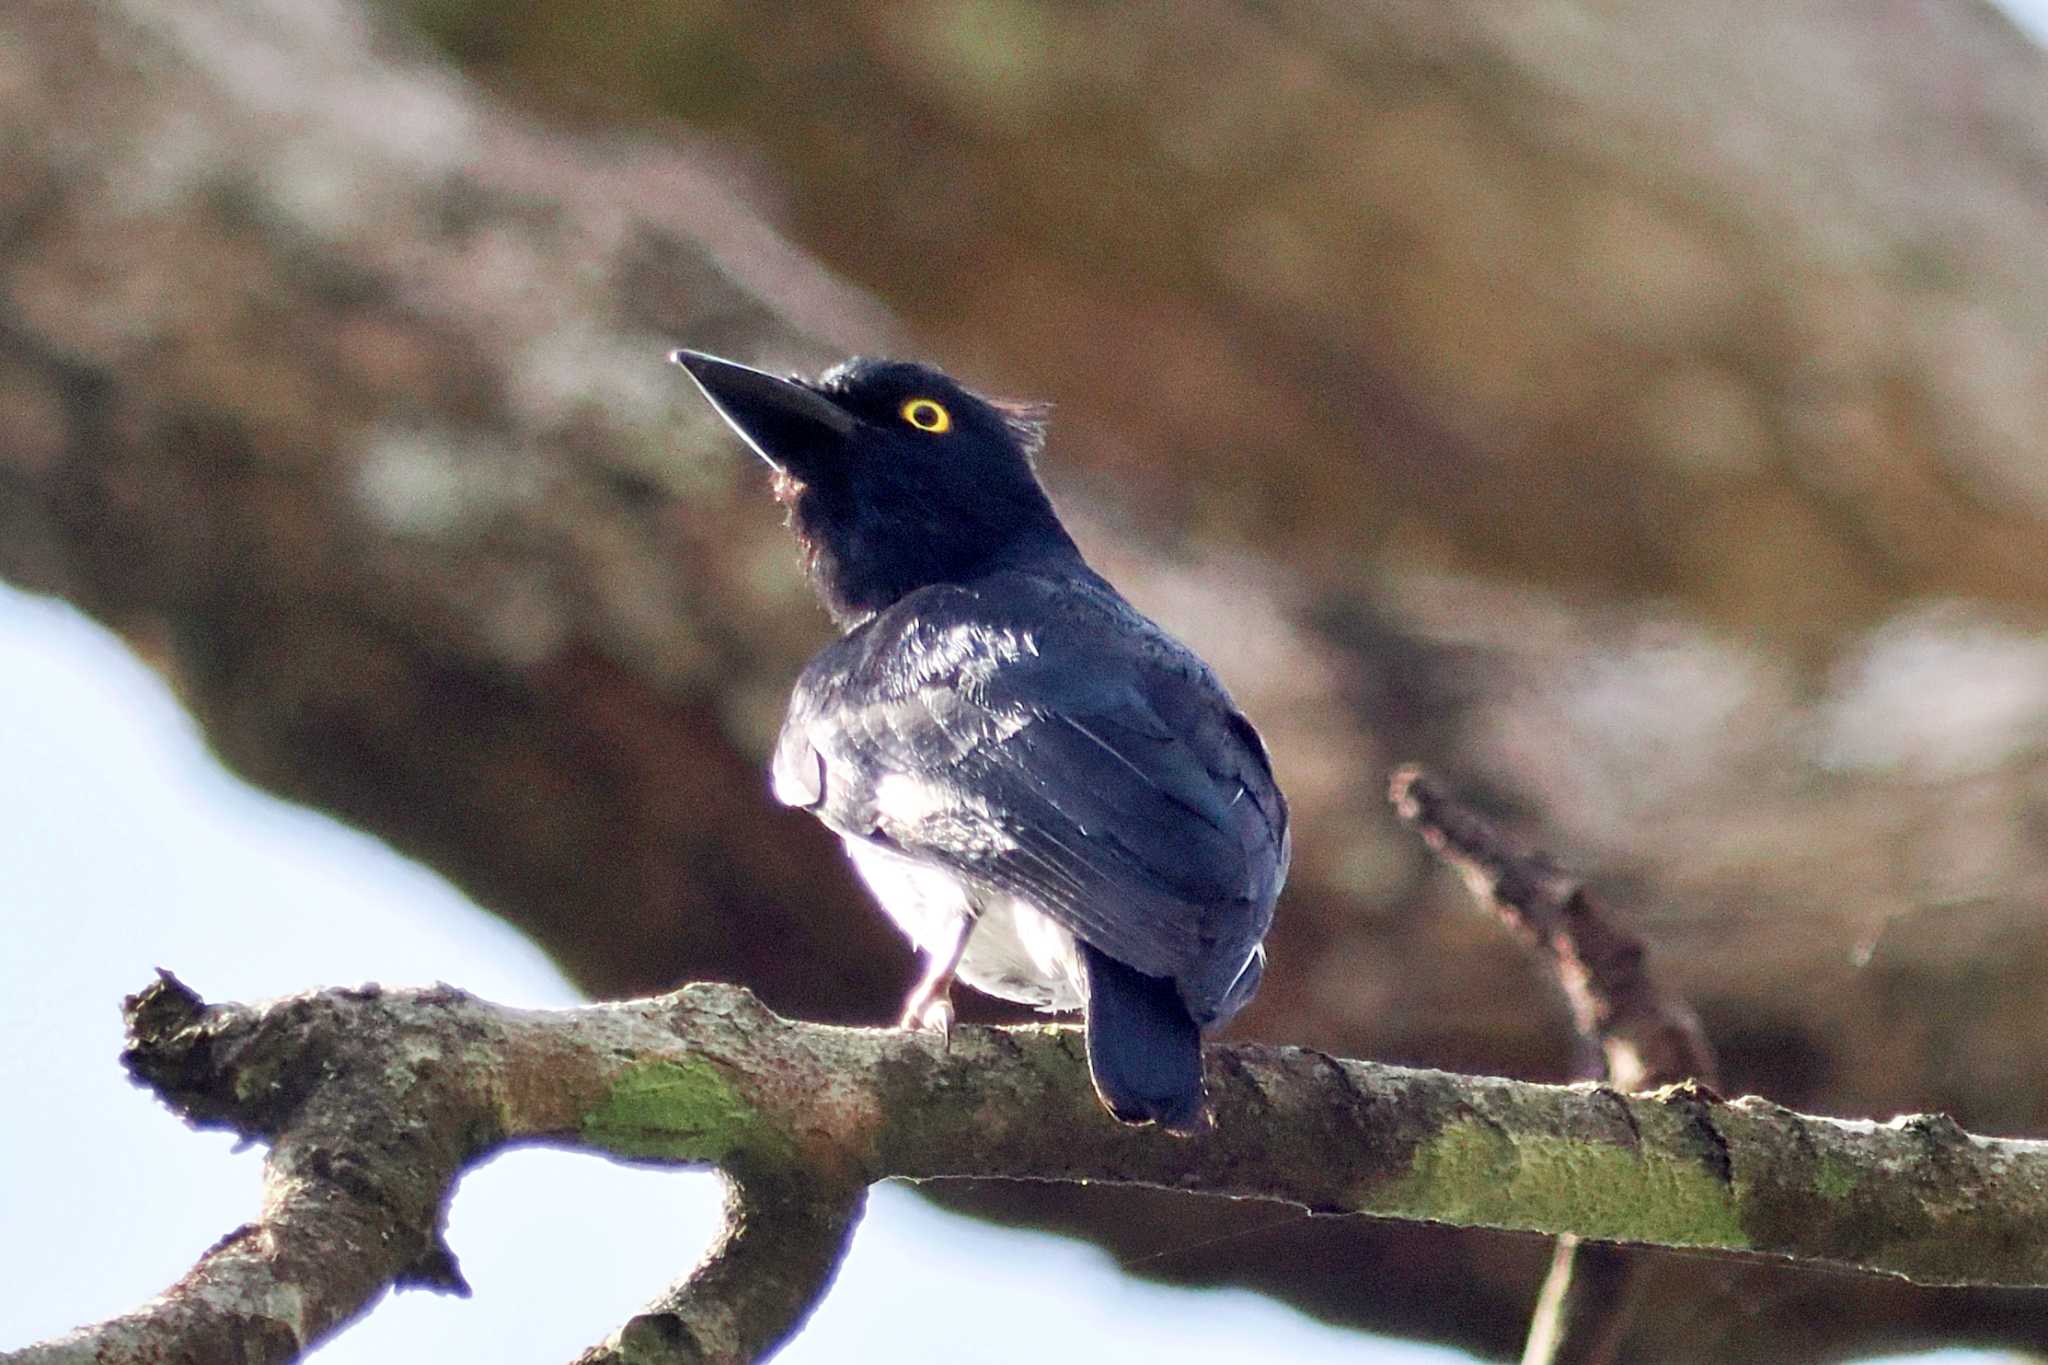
[670,349,856,473]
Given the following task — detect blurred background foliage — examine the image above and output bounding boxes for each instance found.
[5,0,2047,1359]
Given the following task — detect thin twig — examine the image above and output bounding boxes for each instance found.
[1390,766,1720,1365]
[1388,766,1719,1093]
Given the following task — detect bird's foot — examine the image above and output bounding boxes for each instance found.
[898,993,956,1048]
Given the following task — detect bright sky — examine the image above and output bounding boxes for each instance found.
[0,583,1469,1362]
[2003,0,2048,39]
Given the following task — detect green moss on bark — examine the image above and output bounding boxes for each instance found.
[1376,1117,1748,1250]
[581,1057,759,1163]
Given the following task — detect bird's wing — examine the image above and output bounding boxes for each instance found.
[776,578,1285,1003]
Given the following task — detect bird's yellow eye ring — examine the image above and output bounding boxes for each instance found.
[901,398,952,433]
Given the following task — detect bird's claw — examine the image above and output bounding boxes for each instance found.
[899,994,956,1048]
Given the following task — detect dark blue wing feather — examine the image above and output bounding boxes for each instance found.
[775,571,1288,1023]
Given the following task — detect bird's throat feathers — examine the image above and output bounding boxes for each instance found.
[778,470,1078,629]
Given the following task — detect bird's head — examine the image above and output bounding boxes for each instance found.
[672,350,1077,626]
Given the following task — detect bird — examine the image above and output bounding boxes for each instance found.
[670,348,1289,1133]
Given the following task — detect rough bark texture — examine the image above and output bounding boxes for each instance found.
[6,0,2048,1359]
[11,975,2048,1365]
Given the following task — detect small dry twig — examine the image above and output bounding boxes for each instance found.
[1391,765,1720,1365]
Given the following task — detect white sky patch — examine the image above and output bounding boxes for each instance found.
[1992,0,2048,42]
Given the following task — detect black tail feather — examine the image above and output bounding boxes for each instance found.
[1078,942,1207,1134]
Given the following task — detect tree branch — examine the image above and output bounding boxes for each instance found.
[573,1169,866,1365]
[6,969,2047,1364]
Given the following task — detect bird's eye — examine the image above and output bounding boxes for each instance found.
[900,398,952,433]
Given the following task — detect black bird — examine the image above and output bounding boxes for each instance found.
[671,348,1288,1133]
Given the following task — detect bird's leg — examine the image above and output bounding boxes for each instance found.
[899,915,972,1045]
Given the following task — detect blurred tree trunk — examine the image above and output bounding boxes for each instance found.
[4,0,2046,1358]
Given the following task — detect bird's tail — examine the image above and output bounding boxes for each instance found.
[1078,943,1207,1135]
